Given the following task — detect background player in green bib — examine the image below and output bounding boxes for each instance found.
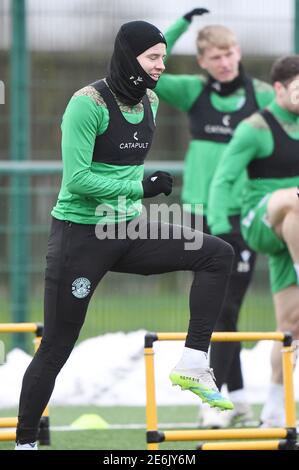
[208,55,299,427]
[156,8,274,428]
[15,20,235,450]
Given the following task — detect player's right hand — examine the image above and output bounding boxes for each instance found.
[142,171,173,198]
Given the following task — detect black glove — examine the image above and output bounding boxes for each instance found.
[184,8,209,22]
[142,171,173,198]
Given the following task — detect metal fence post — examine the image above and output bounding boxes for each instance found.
[9,0,30,349]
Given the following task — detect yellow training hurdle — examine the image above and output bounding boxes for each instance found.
[0,323,50,445]
[144,331,297,451]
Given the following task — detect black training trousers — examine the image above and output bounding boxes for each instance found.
[16,217,233,443]
[188,213,256,392]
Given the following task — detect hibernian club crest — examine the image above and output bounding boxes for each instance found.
[72,277,91,299]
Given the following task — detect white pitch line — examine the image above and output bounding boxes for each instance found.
[50,422,197,431]
[50,421,299,432]
[2,421,298,432]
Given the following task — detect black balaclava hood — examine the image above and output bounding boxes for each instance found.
[206,63,246,97]
[107,21,167,105]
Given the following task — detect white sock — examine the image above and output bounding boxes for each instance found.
[229,388,247,403]
[267,383,284,401]
[294,264,299,285]
[175,347,208,369]
[15,441,38,450]
[293,340,299,362]
[261,383,284,421]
